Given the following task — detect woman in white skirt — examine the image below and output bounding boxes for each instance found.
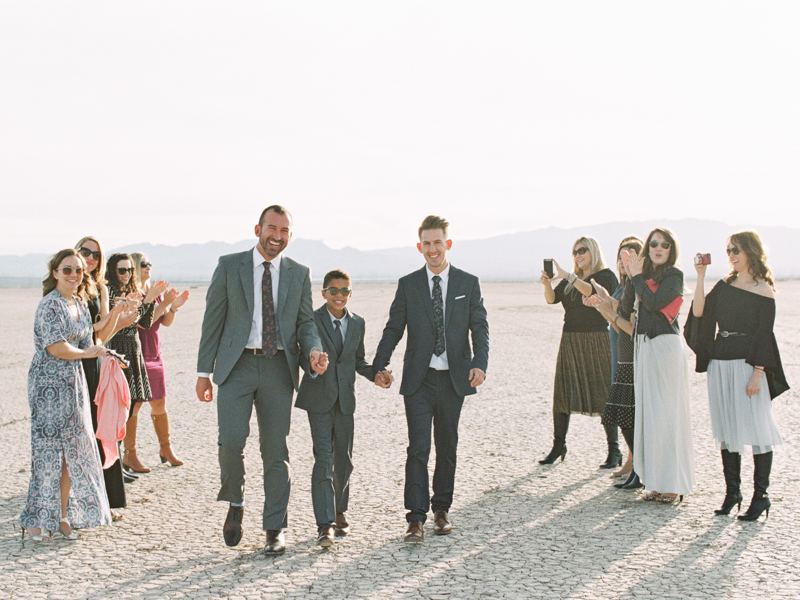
[623,228,695,503]
[686,231,788,521]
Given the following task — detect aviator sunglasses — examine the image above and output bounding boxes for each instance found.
[56,266,84,276]
[323,287,352,296]
[78,247,101,260]
[726,246,741,256]
[572,247,589,256]
[117,267,135,275]
[649,240,671,250]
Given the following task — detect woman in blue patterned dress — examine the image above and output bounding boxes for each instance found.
[20,249,112,541]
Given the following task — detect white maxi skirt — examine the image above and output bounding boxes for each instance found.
[708,358,783,455]
[633,333,696,496]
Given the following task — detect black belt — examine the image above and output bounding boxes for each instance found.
[717,331,747,338]
[243,348,284,356]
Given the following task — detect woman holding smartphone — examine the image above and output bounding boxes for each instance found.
[624,228,694,503]
[539,236,618,465]
[586,236,644,486]
[131,252,189,467]
[104,253,169,474]
[686,231,787,521]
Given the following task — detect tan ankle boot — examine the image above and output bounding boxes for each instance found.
[122,414,150,473]
[152,412,183,466]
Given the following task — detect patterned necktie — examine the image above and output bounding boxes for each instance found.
[432,275,445,357]
[333,319,344,357]
[261,261,278,357]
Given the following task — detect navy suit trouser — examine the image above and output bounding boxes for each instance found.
[404,368,464,523]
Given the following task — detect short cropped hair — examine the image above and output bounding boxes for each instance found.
[323,269,351,288]
[259,205,293,227]
[418,215,449,239]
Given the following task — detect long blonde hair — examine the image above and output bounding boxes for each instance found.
[75,236,106,296]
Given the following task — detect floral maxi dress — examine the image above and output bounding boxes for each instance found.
[19,290,111,533]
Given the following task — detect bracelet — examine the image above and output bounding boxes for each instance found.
[170,308,178,313]
[753,366,764,372]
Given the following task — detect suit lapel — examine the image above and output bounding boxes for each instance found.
[240,251,254,317]
[445,266,461,330]
[341,312,359,360]
[277,257,292,317]
[317,307,337,360]
[413,267,436,327]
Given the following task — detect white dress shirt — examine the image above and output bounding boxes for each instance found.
[427,263,450,370]
[247,247,282,350]
[327,307,350,342]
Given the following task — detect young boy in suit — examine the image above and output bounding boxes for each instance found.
[296,269,384,547]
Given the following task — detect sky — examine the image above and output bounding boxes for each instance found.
[2,2,799,256]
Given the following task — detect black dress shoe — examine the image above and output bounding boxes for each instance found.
[317,527,335,548]
[223,505,244,547]
[265,529,286,554]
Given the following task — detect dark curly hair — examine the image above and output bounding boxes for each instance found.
[106,253,140,294]
[640,227,679,283]
[726,231,775,290]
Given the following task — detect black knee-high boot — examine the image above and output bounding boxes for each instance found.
[599,423,622,468]
[738,451,772,521]
[539,413,570,464]
[714,449,742,515]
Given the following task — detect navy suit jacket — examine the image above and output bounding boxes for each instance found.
[373,265,489,397]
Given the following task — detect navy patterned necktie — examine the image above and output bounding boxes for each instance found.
[333,319,344,357]
[261,261,278,357]
[432,275,445,357]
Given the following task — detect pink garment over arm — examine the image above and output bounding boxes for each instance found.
[95,356,132,469]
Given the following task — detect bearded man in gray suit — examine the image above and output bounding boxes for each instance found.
[373,215,489,542]
[196,205,328,554]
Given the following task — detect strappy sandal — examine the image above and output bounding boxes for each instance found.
[654,494,683,504]
[110,509,124,522]
[21,526,51,542]
[57,518,82,540]
[641,492,663,502]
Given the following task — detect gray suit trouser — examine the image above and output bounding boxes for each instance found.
[307,400,354,528]
[216,351,294,531]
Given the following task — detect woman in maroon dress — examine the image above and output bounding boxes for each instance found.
[131,252,190,466]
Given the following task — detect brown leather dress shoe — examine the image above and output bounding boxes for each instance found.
[432,510,451,535]
[403,521,424,542]
[317,527,335,548]
[265,529,286,555]
[335,512,350,536]
[223,505,244,547]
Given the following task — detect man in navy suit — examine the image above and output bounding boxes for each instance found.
[196,205,328,554]
[296,269,382,547]
[373,215,489,541]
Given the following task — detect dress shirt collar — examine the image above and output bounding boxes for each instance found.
[326,306,350,324]
[426,263,450,284]
[253,246,282,272]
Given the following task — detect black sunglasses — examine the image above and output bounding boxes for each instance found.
[572,247,589,256]
[140,261,152,268]
[57,266,83,276]
[649,240,671,250]
[323,287,352,296]
[117,267,134,275]
[726,246,741,256]
[78,247,101,260]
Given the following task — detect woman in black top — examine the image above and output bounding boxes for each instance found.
[539,236,618,465]
[687,231,788,521]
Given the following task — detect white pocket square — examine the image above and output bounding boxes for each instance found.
[455,295,466,300]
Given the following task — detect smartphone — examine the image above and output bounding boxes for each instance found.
[695,253,711,265]
[544,259,554,278]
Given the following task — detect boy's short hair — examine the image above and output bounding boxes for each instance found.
[418,215,449,239]
[323,269,351,288]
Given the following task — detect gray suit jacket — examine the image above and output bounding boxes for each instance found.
[373,265,489,398]
[197,249,321,390]
[296,306,374,414]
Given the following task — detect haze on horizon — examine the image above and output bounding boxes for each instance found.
[2,2,798,257]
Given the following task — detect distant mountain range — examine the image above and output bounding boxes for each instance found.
[2,219,798,286]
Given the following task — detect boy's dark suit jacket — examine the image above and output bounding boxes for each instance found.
[296,306,374,414]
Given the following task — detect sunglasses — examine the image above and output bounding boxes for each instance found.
[726,246,741,256]
[323,287,352,296]
[649,240,671,250]
[78,247,101,260]
[117,267,134,275]
[57,266,84,276]
[572,247,589,256]
[140,261,152,268]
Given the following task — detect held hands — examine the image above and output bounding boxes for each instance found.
[196,377,214,402]
[469,368,486,388]
[374,370,394,388]
[310,349,329,374]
